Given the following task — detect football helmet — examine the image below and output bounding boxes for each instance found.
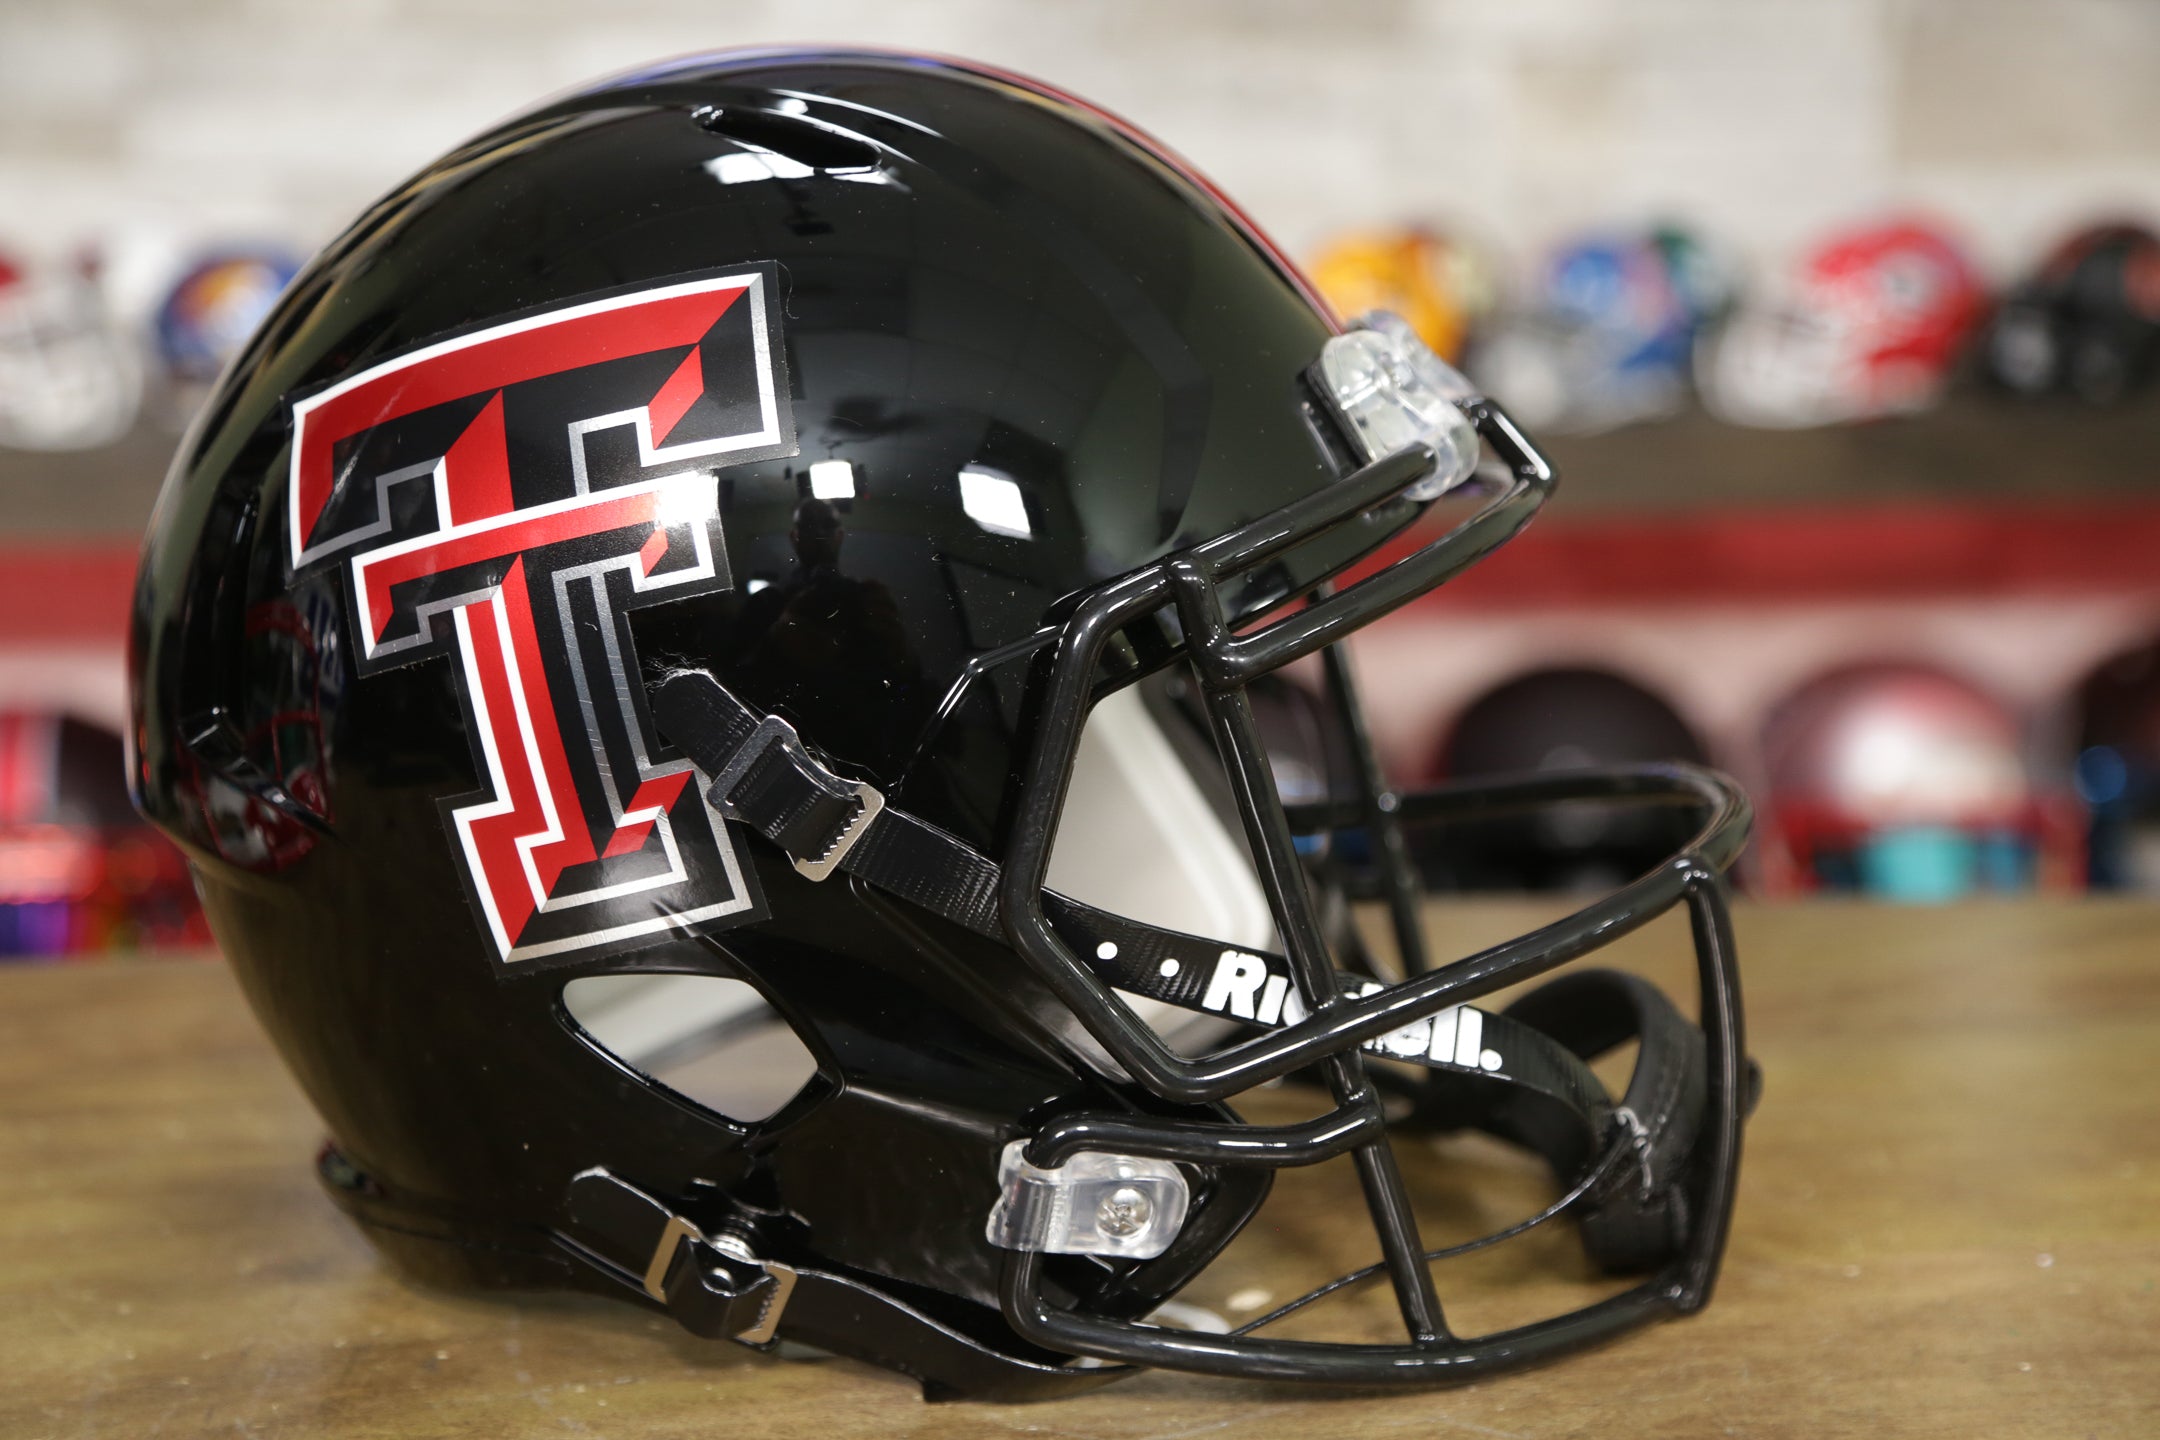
[1701,218,1986,429]
[1762,664,2041,901]
[2073,639,2160,891]
[1983,221,2160,404]
[0,251,141,452]
[154,248,301,385]
[1307,226,1495,362]
[1469,226,1729,434]
[130,51,1753,1397]
[1422,668,1713,893]
[0,711,201,955]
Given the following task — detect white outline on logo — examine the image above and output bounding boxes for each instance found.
[289,271,783,571]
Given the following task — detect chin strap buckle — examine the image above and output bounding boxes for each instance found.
[642,1212,798,1344]
[1608,1105,1658,1201]
[705,713,884,881]
[563,1169,797,1346]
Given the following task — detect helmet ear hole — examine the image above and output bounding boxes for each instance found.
[562,973,819,1124]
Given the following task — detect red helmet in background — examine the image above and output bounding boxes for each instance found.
[1703,218,1987,428]
[1760,665,2074,900]
[0,712,203,955]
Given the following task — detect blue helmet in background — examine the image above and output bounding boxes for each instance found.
[1473,224,1731,433]
[153,249,299,385]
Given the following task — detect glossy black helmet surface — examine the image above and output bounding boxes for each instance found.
[131,49,1754,1399]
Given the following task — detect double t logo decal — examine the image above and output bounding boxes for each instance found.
[288,270,796,963]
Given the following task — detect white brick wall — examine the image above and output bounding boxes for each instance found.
[3,0,2158,287]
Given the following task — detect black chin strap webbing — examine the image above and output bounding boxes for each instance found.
[556,1166,1126,1401]
[653,670,1709,1272]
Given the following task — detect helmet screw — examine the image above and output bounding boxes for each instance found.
[1097,1185,1152,1239]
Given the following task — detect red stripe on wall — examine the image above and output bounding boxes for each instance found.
[6,497,2160,654]
[0,547,139,643]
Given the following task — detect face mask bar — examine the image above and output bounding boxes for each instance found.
[992,401,1752,1382]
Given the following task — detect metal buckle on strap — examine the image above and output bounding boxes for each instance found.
[793,780,882,881]
[1609,1105,1658,1201]
[706,712,885,882]
[645,1213,800,1346]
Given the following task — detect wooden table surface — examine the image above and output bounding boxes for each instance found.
[4,899,2156,1439]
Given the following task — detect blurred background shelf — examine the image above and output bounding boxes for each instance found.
[0,422,173,535]
[1540,397,2160,513]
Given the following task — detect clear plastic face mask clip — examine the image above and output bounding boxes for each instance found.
[1317,310,1483,501]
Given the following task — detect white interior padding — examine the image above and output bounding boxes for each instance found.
[562,972,817,1122]
[565,687,1271,1089]
[562,971,766,1065]
[1048,685,1279,959]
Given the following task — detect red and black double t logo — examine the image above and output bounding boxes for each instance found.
[288,269,795,964]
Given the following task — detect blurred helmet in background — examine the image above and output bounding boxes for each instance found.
[1702,218,1986,429]
[0,252,142,452]
[1648,223,1738,334]
[1762,664,2036,901]
[2073,638,2160,891]
[1982,221,2160,404]
[1419,667,1710,892]
[1469,225,1728,433]
[0,711,200,956]
[1307,226,1494,362]
[154,249,300,386]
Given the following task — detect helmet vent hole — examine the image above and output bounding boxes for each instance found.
[561,974,819,1124]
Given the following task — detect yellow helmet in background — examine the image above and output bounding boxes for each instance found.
[1308,227,1494,361]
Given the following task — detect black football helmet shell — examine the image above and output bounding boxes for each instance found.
[1984,221,2160,403]
[131,50,1752,1398]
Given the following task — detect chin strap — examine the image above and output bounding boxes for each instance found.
[652,669,1719,1273]
[556,1167,1128,1401]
